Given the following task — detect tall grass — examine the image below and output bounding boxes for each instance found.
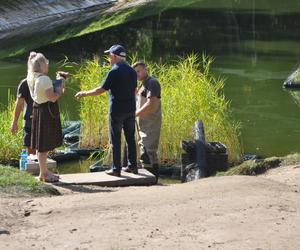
[72,58,111,149]
[0,91,23,162]
[73,54,242,163]
[153,55,241,163]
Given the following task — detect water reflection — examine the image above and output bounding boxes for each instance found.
[288,90,300,109]
[56,159,96,175]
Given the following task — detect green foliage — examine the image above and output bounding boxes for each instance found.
[73,54,242,163]
[72,58,111,149]
[0,165,60,197]
[0,91,23,162]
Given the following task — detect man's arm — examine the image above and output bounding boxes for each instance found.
[10,97,25,134]
[75,87,106,98]
[136,96,159,117]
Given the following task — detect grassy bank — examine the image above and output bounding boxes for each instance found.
[0,165,60,197]
[73,54,242,163]
[217,153,300,176]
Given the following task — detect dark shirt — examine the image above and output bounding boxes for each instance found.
[101,61,137,114]
[17,79,33,126]
[141,76,161,99]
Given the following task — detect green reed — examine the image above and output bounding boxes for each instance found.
[73,54,242,163]
[0,91,23,162]
[72,58,111,149]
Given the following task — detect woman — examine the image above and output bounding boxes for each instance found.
[27,52,66,182]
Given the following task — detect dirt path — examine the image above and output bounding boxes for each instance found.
[1,166,300,250]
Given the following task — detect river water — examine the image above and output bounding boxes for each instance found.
[1,4,300,158]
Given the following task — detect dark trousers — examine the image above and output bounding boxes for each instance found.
[109,112,137,172]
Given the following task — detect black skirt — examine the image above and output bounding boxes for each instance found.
[31,101,62,152]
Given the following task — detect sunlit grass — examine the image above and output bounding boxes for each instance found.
[73,54,242,163]
[0,91,23,163]
[155,54,241,163]
[72,58,111,148]
[216,153,300,176]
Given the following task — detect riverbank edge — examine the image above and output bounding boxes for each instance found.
[1,153,300,198]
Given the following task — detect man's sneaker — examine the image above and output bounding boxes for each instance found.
[122,166,138,174]
[105,169,121,177]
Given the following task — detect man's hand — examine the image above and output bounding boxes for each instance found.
[136,97,158,117]
[10,121,18,134]
[75,91,87,99]
[75,87,105,98]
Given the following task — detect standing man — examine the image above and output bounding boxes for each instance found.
[132,61,162,180]
[11,78,36,155]
[75,45,137,177]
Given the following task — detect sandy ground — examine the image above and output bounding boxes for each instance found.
[0,166,300,250]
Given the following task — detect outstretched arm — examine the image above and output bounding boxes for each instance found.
[75,87,106,98]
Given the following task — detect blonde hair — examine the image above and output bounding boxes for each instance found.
[27,51,49,73]
[27,52,49,92]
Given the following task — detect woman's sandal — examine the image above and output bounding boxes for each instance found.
[39,174,60,183]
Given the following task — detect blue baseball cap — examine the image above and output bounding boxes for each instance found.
[104,44,126,57]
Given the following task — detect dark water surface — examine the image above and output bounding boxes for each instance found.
[2,4,300,158]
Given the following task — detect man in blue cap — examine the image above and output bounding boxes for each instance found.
[75,45,137,177]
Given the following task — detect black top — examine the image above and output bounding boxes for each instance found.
[101,61,137,114]
[141,76,161,99]
[17,79,33,122]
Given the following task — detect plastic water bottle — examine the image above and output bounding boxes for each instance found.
[19,149,28,171]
